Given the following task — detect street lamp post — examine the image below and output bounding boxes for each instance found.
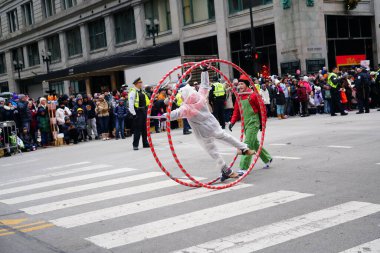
[41,50,52,73]
[145,18,159,46]
[249,0,257,77]
[13,60,23,80]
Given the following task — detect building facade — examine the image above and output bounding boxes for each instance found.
[0,0,379,98]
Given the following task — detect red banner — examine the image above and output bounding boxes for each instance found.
[336,54,366,67]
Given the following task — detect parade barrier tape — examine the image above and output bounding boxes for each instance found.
[147,59,267,189]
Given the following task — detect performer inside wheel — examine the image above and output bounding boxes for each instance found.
[163,64,256,182]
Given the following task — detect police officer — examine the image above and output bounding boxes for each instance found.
[327,67,348,116]
[209,75,226,129]
[355,67,371,114]
[128,77,150,150]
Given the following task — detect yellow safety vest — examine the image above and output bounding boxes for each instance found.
[175,92,183,106]
[213,82,225,97]
[327,73,338,89]
[130,88,150,108]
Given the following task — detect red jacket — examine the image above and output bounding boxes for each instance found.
[230,88,263,124]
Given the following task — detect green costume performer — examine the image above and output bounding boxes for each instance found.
[229,77,272,175]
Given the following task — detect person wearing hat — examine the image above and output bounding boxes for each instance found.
[75,108,87,141]
[163,66,256,182]
[355,66,370,114]
[209,75,226,129]
[328,67,348,116]
[37,97,50,147]
[114,98,128,139]
[128,77,150,150]
[95,94,110,141]
[56,99,72,133]
[62,116,78,145]
[229,75,272,175]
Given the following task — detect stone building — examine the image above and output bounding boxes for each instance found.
[0,0,379,98]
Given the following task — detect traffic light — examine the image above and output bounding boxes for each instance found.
[253,51,262,61]
[243,43,252,60]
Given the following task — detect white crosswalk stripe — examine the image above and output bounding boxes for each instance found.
[85,190,312,249]
[0,167,135,196]
[174,201,380,253]
[0,162,378,252]
[338,238,380,252]
[0,164,111,188]
[20,177,204,214]
[50,183,252,228]
[0,172,164,204]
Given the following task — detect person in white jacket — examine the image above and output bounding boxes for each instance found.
[260,84,271,117]
[56,100,72,133]
[165,66,255,182]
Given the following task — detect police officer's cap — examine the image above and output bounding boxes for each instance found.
[133,77,142,85]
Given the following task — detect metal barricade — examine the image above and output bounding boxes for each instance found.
[0,121,20,155]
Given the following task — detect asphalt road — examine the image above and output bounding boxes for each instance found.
[0,111,379,253]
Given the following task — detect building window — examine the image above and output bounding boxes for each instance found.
[7,9,19,33]
[49,81,64,95]
[228,0,273,14]
[69,80,86,95]
[230,24,278,76]
[46,35,61,61]
[114,8,136,44]
[12,48,24,68]
[21,2,34,26]
[62,0,77,10]
[27,43,40,67]
[88,19,107,51]
[182,0,214,25]
[42,0,56,18]
[66,27,82,56]
[0,53,6,74]
[144,0,171,32]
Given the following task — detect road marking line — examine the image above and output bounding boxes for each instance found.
[328,145,353,149]
[273,156,301,160]
[0,167,136,196]
[0,231,14,236]
[0,221,46,232]
[376,163,380,165]
[270,144,288,146]
[85,190,312,249]
[174,201,380,253]
[21,178,205,215]
[1,172,164,204]
[0,164,112,187]
[51,184,252,228]
[1,159,38,167]
[19,223,54,233]
[338,238,380,252]
[0,218,27,225]
[43,162,92,171]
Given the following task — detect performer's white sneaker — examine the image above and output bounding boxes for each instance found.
[263,158,273,169]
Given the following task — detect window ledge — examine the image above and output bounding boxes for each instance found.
[90,48,107,54]
[68,54,83,60]
[23,65,41,71]
[0,73,7,77]
[144,30,172,40]
[115,40,136,48]
[51,59,61,64]
[228,4,273,18]
[183,20,215,30]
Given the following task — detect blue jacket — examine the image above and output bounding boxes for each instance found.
[114,104,128,119]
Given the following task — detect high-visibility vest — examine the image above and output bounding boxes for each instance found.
[175,92,183,106]
[327,73,338,89]
[213,82,225,97]
[130,88,150,108]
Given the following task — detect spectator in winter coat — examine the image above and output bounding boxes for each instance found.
[16,94,31,132]
[75,108,87,141]
[84,94,98,140]
[37,98,50,147]
[19,127,36,151]
[275,80,287,119]
[56,100,72,133]
[260,84,271,117]
[62,116,78,145]
[95,95,110,141]
[114,98,128,139]
[297,81,309,117]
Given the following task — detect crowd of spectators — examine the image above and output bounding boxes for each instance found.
[1,65,379,157]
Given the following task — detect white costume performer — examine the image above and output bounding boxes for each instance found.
[167,69,254,181]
